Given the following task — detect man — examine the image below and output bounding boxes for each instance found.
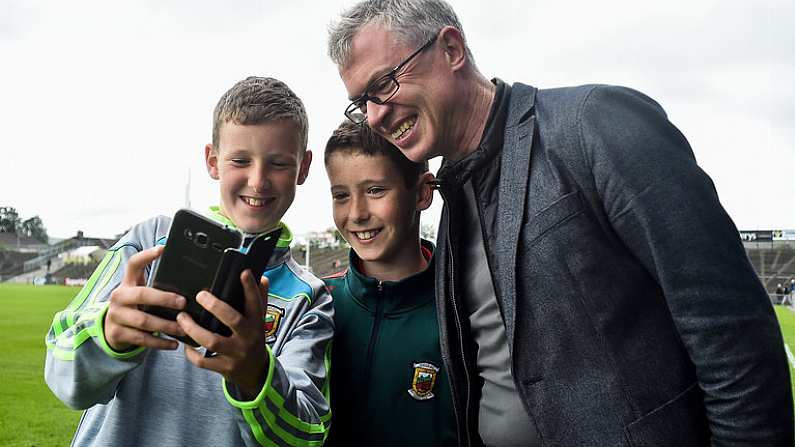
[327,0,793,445]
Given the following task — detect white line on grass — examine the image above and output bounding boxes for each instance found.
[786,344,795,371]
[784,305,795,370]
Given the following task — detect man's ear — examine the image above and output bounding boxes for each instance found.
[416,172,435,211]
[297,150,313,185]
[205,144,219,180]
[438,25,468,72]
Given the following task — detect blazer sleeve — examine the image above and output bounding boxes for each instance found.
[577,85,793,445]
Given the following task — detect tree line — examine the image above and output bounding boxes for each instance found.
[0,207,48,244]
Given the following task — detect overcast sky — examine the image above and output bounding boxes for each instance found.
[2,0,793,240]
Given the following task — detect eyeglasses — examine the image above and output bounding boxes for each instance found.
[344,33,439,125]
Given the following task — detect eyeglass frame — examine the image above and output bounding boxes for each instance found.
[344,32,439,125]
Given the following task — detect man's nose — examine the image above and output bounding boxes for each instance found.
[366,101,391,134]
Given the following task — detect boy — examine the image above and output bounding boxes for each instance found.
[44,77,333,446]
[322,121,456,446]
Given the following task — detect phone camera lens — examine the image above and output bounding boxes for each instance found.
[195,232,209,248]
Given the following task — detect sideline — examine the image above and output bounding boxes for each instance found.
[785,306,795,371]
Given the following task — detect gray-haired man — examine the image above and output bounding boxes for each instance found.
[328,0,793,445]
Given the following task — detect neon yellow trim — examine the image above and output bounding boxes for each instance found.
[90,251,123,303]
[242,409,277,447]
[65,250,116,311]
[224,345,276,409]
[224,345,328,443]
[93,303,146,359]
[265,385,331,430]
[207,206,293,248]
[254,404,326,447]
[50,312,66,337]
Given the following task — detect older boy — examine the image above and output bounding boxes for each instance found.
[322,121,456,446]
[44,77,332,446]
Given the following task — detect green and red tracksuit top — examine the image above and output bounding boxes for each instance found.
[323,240,457,446]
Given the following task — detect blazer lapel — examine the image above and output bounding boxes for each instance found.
[495,83,537,349]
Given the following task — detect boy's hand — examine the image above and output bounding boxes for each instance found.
[105,245,187,352]
[177,270,269,399]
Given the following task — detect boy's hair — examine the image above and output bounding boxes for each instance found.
[324,121,429,187]
[212,76,308,152]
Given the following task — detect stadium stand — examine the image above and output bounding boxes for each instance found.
[0,250,38,280]
[743,240,795,303]
[50,262,101,285]
[293,245,350,277]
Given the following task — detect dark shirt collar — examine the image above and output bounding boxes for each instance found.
[437,78,511,189]
[344,239,436,313]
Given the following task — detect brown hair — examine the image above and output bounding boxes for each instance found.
[324,120,428,187]
[211,76,308,152]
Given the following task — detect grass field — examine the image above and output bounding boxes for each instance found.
[0,284,82,447]
[1,284,794,446]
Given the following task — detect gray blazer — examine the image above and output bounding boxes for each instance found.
[435,81,793,446]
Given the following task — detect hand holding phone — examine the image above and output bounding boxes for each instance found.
[178,270,271,398]
[145,209,280,346]
[104,246,187,352]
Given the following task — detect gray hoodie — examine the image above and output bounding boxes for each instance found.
[44,214,333,446]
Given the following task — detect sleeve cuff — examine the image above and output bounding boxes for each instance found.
[93,302,147,360]
[223,344,276,409]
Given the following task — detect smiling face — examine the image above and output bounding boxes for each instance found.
[326,150,432,273]
[206,120,311,233]
[339,23,461,163]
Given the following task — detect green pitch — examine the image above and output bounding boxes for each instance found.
[1,284,794,446]
[774,305,795,402]
[0,284,82,446]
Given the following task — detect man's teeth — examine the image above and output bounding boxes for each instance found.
[243,197,266,207]
[391,117,417,140]
[354,230,379,241]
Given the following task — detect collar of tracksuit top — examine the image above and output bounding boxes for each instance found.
[342,239,435,314]
[206,206,293,260]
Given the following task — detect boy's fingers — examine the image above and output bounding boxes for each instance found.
[114,286,185,310]
[241,270,266,323]
[183,344,227,374]
[109,306,185,337]
[108,325,179,351]
[177,311,229,354]
[195,290,242,330]
[121,246,164,287]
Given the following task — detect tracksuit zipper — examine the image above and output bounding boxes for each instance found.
[363,281,384,391]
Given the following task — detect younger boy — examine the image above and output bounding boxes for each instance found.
[322,121,456,446]
[44,77,333,447]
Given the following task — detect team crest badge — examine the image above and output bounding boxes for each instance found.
[408,362,440,401]
[263,304,284,343]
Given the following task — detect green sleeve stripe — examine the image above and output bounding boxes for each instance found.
[50,312,66,337]
[253,405,326,446]
[225,345,277,409]
[225,346,329,443]
[85,250,123,308]
[65,250,117,311]
[241,409,278,447]
[265,384,332,431]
